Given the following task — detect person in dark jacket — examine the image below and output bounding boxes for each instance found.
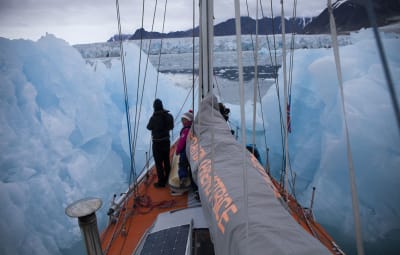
[147,99,174,188]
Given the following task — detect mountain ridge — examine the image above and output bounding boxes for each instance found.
[107,0,400,42]
[303,0,400,34]
[108,16,312,42]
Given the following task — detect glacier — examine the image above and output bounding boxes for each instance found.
[0,29,399,254]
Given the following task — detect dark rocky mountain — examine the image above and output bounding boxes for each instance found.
[108,0,400,42]
[304,0,400,34]
[214,16,313,36]
[108,16,312,42]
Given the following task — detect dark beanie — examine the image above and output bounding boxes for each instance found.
[153,99,163,111]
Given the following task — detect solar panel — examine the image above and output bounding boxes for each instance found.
[140,224,190,255]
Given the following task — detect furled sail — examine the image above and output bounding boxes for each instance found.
[187,94,330,255]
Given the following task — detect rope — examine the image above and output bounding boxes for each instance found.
[134,195,177,214]
[255,0,271,168]
[280,0,289,201]
[277,0,299,200]
[243,0,260,153]
[328,1,364,254]
[262,0,286,178]
[252,4,259,152]
[134,0,160,173]
[145,0,168,165]
[241,0,277,174]
[176,85,196,123]
[155,0,169,97]
[130,0,146,187]
[115,0,136,187]
[285,0,298,195]
[237,0,277,175]
[106,2,140,253]
[287,0,297,136]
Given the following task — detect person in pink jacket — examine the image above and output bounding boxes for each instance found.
[176,110,193,183]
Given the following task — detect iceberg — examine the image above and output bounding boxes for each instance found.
[0,28,399,254]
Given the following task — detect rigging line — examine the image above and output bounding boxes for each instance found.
[280,0,290,201]
[133,0,161,195]
[117,207,136,254]
[176,85,196,125]
[259,0,280,78]
[268,0,280,77]
[234,0,249,252]
[262,0,287,187]
[286,0,298,195]
[256,79,269,165]
[111,2,146,248]
[284,0,298,198]
[146,0,168,164]
[137,0,163,187]
[288,0,297,100]
[327,1,365,255]
[277,1,297,196]
[129,0,156,193]
[155,0,168,97]
[115,0,136,185]
[265,0,286,176]
[133,0,160,160]
[246,0,268,163]
[103,198,131,254]
[244,0,259,153]
[364,0,400,131]
[252,0,259,152]
[128,0,147,186]
[213,75,223,99]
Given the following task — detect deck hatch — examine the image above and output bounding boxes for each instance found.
[140,224,190,255]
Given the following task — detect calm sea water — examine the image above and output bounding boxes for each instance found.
[149,51,278,104]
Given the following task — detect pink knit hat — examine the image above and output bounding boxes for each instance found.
[182,110,193,121]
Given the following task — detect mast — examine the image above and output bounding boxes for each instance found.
[188,1,337,254]
[199,0,214,99]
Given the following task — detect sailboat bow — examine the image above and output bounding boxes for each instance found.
[66,0,369,254]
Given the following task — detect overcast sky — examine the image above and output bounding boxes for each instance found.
[0,0,327,45]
